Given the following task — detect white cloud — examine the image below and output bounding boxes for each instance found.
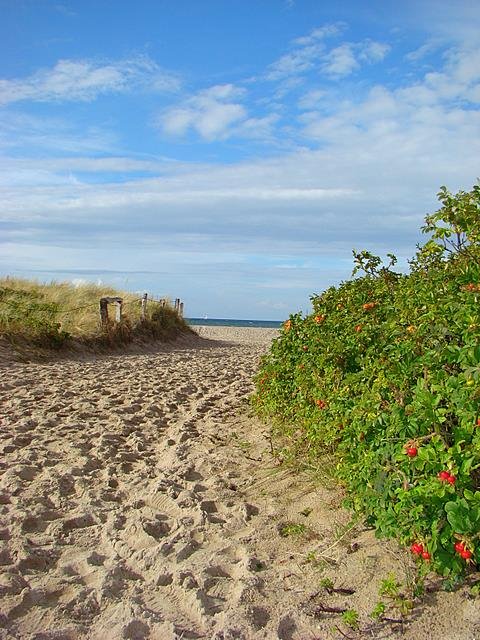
[159,84,249,140]
[322,40,390,77]
[445,47,480,85]
[359,40,391,63]
[266,44,324,81]
[266,28,390,84]
[266,23,343,81]
[398,48,480,105]
[270,76,304,101]
[0,109,118,157]
[322,44,359,76]
[298,89,327,110]
[0,155,196,188]
[234,114,280,140]
[292,24,345,47]
[298,47,480,186]
[200,84,243,101]
[0,112,117,154]
[196,103,246,139]
[161,108,195,136]
[405,40,442,62]
[0,55,180,105]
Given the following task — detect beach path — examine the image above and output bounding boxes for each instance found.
[0,327,477,639]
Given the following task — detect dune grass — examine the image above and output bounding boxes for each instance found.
[0,277,190,352]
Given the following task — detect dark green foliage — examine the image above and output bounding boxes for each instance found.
[253,185,480,578]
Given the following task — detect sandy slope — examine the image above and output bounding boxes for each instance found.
[0,327,478,639]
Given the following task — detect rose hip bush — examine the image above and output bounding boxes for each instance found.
[253,185,480,579]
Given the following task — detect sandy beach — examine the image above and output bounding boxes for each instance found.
[0,326,477,639]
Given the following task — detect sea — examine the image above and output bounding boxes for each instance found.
[186,318,282,329]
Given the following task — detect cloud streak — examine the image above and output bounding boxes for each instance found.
[266,24,343,80]
[266,24,389,82]
[0,55,180,105]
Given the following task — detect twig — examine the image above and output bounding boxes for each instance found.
[331,587,356,595]
[313,603,348,615]
[383,617,407,624]
[310,586,356,599]
[334,625,355,639]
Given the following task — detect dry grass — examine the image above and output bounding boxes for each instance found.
[0,276,190,353]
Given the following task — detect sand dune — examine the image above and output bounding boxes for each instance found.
[0,327,477,639]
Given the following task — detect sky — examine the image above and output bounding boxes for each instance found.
[1,1,479,320]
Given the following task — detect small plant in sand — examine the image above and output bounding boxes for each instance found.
[305,550,323,567]
[279,522,307,537]
[320,577,335,591]
[341,609,359,630]
[374,572,415,619]
[369,601,386,621]
[319,577,355,595]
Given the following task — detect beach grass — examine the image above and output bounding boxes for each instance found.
[0,276,189,352]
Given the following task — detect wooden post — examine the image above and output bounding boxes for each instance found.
[99,298,109,327]
[114,299,122,323]
[179,302,184,317]
[99,297,123,327]
[141,293,148,320]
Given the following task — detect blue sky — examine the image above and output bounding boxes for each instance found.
[1,1,479,319]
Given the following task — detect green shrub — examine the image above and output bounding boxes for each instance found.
[253,184,480,579]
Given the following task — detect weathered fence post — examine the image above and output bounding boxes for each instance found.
[99,297,123,327]
[179,302,184,317]
[99,298,109,327]
[141,293,148,320]
[114,299,122,323]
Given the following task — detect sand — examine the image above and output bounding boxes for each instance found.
[0,326,478,639]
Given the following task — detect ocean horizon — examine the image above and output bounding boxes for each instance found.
[185,317,283,329]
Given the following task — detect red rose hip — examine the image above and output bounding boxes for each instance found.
[454,541,465,553]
